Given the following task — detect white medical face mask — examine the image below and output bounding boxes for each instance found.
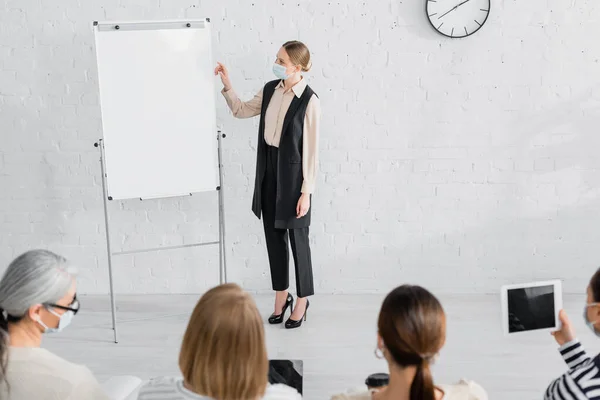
[36,297,79,334]
[584,303,600,337]
[273,63,292,80]
[37,308,75,334]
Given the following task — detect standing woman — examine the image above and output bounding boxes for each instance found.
[215,41,320,329]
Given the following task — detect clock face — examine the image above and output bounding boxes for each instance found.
[426,0,490,38]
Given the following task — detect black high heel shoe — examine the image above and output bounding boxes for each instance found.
[268,293,294,324]
[285,299,309,329]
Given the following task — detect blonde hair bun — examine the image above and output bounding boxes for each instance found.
[302,60,312,72]
[283,40,312,73]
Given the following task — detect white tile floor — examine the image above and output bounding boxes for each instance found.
[43,293,599,400]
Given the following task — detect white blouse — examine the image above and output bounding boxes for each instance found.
[0,347,110,400]
[222,78,321,194]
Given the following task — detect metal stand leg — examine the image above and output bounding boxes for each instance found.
[217,131,227,283]
[94,131,226,342]
[96,140,118,343]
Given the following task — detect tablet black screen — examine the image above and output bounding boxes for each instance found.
[507,285,556,333]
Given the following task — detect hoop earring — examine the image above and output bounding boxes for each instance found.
[374,347,384,359]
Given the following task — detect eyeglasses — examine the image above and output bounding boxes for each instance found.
[45,294,81,315]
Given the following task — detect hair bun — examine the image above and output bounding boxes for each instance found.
[303,60,312,72]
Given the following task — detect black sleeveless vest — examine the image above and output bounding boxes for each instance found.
[251,79,317,229]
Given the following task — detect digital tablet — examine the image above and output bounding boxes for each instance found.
[501,280,562,335]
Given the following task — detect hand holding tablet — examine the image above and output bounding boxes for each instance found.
[550,310,576,346]
[501,280,563,335]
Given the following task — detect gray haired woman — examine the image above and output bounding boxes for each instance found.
[0,249,109,399]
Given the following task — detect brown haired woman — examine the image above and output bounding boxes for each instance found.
[136,283,301,399]
[215,41,320,329]
[331,285,487,400]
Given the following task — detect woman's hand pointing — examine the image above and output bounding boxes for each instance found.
[214,62,232,92]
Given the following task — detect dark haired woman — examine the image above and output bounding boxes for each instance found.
[544,267,600,399]
[331,285,487,400]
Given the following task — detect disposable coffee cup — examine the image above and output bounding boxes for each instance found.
[365,373,389,390]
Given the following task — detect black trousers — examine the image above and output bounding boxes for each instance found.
[261,145,314,298]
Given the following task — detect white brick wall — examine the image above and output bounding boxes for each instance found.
[1,0,600,295]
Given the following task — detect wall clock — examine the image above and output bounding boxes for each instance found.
[426,0,490,38]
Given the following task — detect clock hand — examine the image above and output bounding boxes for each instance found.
[437,6,457,19]
[437,0,473,19]
[454,0,472,8]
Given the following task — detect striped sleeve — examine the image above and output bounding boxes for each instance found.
[544,340,599,400]
[560,340,592,370]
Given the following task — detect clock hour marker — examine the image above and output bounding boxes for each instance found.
[427,0,489,37]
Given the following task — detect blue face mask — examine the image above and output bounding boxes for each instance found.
[37,308,75,334]
[584,303,600,337]
[272,63,291,80]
